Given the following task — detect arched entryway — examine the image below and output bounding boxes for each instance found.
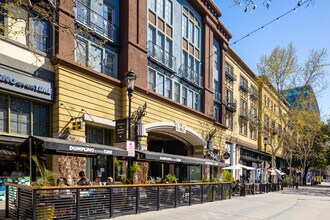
[142,122,207,182]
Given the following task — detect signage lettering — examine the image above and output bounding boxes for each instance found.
[159,156,182,162]
[115,119,127,142]
[103,149,113,155]
[205,161,219,166]
[0,73,52,95]
[126,140,135,157]
[69,145,95,153]
[175,122,186,133]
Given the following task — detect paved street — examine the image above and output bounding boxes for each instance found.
[113,183,330,220]
[1,183,329,219]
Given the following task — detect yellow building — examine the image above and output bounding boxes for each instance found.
[259,76,289,171]
[224,48,261,180]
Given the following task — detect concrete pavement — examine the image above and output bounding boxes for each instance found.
[113,183,330,220]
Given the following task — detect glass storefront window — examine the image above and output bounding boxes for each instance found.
[33,102,50,136]
[0,94,8,132]
[10,97,31,135]
[189,165,201,182]
[0,93,51,136]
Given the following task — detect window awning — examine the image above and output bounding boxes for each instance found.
[21,136,128,157]
[136,150,224,167]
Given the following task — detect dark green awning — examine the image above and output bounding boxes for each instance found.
[136,150,224,167]
[21,136,128,157]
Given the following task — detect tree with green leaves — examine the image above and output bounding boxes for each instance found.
[257,42,328,180]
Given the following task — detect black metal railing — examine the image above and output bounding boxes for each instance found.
[225,69,237,81]
[250,88,259,100]
[179,64,203,88]
[75,1,120,44]
[226,99,237,112]
[6,182,232,220]
[239,82,249,92]
[147,41,177,72]
[231,183,282,197]
[239,108,249,120]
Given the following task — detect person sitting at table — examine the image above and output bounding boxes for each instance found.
[106,177,115,185]
[93,177,102,185]
[77,171,91,186]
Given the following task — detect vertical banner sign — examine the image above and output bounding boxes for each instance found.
[126,140,135,157]
[115,119,127,142]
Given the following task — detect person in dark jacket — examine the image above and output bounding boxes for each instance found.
[77,171,91,186]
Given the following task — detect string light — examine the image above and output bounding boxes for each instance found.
[230,0,310,46]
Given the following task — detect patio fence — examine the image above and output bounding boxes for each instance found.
[5,182,232,220]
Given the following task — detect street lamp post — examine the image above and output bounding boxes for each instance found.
[263,137,268,185]
[126,70,136,181]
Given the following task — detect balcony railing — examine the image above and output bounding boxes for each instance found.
[147,41,177,72]
[225,69,237,81]
[239,82,249,92]
[214,89,221,103]
[226,99,237,112]
[179,64,203,88]
[239,108,249,120]
[250,88,259,100]
[75,1,120,45]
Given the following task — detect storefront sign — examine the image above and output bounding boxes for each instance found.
[0,67,53,101]
[69,145,95,153]
[159,156,182,162]
[223,152,230,160]
[205,161,219,166]
[115,119,127,142]
[126,140,135,157]
[175,122,186,133]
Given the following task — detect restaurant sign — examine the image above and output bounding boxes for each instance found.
[159,156,182,162]
[0,67,53,101]
[115,118,127,142]
[69,145,113,155]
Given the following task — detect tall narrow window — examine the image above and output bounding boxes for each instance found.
[103,3,114,39]
[187,90,193,108]
[194,93,199,110]
[182,15,188,38]
[33,102,50,136]
[156,74,164,95]
[75,38,88,66]
[0,94,8,132]
[104,51,115,77]
[157,0,164,18]
[165,0,172,24]
[165,78,172,98]
[194,27,199,47]
[149,0,156,11]
[33,19,49,53]
[182,87,187,105]
[188,20,193,42]
[89,45,102,72]
[0,1,5,36]
[148,25,156,43]
[148,69,156,92]
[10,97,31,135]
[174,82,180,102]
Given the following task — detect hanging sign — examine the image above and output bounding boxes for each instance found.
[126,140,135,157]
[223,151,230,160]
[115,118,127,142]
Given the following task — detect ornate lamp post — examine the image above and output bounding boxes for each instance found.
[263,137,268,184]
[126,70,136,180]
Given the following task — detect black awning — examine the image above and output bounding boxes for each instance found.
[21,136,128,157]
[136,150,224,167]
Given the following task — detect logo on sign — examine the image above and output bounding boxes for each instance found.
[126,140,135,157]
[175,122,186,133]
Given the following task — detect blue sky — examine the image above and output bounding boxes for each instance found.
[214,0,330,119]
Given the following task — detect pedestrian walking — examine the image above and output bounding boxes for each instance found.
[295,176,300,189]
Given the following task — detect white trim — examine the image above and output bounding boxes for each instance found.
[83,114,115,128]
[143,121,206,146]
